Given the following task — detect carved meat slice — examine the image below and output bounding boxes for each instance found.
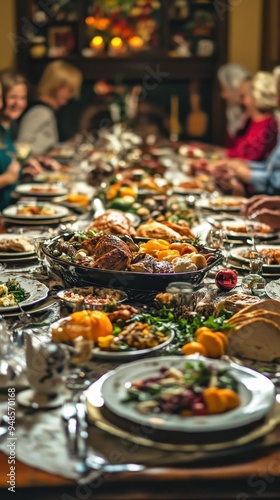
[91,247,130,271]
[129,254,155,273]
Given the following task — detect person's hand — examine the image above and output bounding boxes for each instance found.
[41,156,61,171]
[4,161,21,184]
[243,196,280,217]
[23,157,44,176]
[249,208,280,230]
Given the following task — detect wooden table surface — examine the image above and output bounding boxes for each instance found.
[1,445,280,499]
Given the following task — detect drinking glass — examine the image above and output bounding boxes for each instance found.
[206,229,225,250]
[33,236,48,272]
[246,218,258,251]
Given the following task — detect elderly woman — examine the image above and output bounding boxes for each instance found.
[208,69,280,197]
[17,60,82,154]
[217,63,252,144]
[226,72,278,161]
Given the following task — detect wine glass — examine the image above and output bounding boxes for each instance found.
[206,229,225,250]
[246,217,258,252]
[32,236,49,273]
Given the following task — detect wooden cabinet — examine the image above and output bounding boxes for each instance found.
[15,0,229,144]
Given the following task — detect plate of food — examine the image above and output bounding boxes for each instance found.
[220,220,275,239]
[172,178,203,195]
[57,286,127,311]
[0,234,35,258]
[265,280,280,300]
[230,245,280,272]
[0,275,49,312]
[15,183,68,198]
[51,306,174,361]
[196,196,246,212]
[99,356,275,432]
[2,203,69,220]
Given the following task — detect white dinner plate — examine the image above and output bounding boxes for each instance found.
[230,245,280,272]
[220,219,275,240]
[0,274,49,313]
[196,196,246,212]
[101,356,275,433]
[0,234,35,258]
[265,280,280,300]
[2,203,69,220]
[15,183,68,198]
[91,330,174,361]
[51,318,174,361]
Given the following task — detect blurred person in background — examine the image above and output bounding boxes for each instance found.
[17,60,82,154]
[0,71,29,209]
[217,62,252,145]
[226,72,278,161]
[243,195,280,229]
[207,68,280,197]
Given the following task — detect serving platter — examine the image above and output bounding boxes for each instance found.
[100,356,275,433]
[43,233,223,292]
[2,203,69,221]
[196,196,246,213]
[0,274,48,313]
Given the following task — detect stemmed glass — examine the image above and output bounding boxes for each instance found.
[246,217,258,252]
[206,229,225,251]
[32,236,49,273]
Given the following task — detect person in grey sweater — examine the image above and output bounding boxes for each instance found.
[17,60,82,155]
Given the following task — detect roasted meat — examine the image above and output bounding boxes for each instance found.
[91,247,131,271]
[84,234,132,271]
[94,235,132,260]
[88,210,135,236]
[153,261,174,273]
[129,254,155,273]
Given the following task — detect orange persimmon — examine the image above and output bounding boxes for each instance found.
[202,387,228,414]
[196,331,225,358]
[181,341,207,356]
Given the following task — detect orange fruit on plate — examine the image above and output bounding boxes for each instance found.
[202,387,227,414]
[218,389,240,410]
[181,341,207,356]
[215,331,229,350]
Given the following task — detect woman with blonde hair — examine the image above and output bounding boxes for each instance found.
[17,60,82,154]
[226,71,278,161]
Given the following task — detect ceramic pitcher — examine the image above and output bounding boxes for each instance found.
[25,331,68,395]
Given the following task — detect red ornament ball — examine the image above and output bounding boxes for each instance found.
[215,269,238,291]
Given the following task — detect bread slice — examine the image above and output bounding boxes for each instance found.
[228,318,280,361]
[229,309,280,327]
[233,298,280,315]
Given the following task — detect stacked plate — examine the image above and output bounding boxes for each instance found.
[0,274,49,315]
[0,234,37,264]
[86,356,275,449]
[15,183,68,199]
[2,202,70,226]
[230,245,280,277]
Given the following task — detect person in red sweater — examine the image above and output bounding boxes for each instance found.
[227,72,278,161]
